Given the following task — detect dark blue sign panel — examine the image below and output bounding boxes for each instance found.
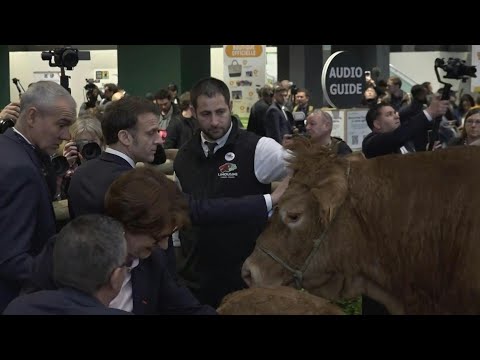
[321,51,364,108]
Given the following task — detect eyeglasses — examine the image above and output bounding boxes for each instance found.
[465,119,480,125]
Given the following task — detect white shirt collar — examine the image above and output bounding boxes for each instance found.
[12,128,33,146]
[105,147,136,168]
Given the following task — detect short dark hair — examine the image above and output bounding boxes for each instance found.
[167,83,178,92]
[154,89,171,101]
[102,96,160,145]
[365,103,389,130]
[190,77,230,109]
[53,215,126,294]
[178,92,191,111]
[105,167,190,239]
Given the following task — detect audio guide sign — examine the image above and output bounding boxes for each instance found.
[321,51,364,109]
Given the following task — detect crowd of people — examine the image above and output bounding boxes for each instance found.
[0,70,477,315]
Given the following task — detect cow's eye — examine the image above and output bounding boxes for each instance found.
[286,212,300,223]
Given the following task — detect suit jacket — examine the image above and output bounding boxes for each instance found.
[362,111,431,159]
[68,152,133,219]
[247,99,270,137]
[0,128,56,311]
[264,103,293,144]
[25,238,216,315]
[3,287,131,315]
[67,151,268,277]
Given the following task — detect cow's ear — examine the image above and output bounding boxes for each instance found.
[345,152,365,162]
[311,173,348,226]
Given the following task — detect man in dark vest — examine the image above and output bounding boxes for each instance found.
[174,77,290,307]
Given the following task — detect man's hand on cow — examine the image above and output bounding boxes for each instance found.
[426,95,449,119]
[0,102,20,123]
[271,175,291,206]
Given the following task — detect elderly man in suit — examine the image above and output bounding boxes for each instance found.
[0,81,76,311]
[4,215,132,315]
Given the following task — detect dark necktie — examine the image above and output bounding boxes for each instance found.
[205,141,217,159]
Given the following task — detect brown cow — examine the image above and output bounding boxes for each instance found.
[217,286,344,315]
[242,140,480,314]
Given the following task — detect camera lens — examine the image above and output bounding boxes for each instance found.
[80,142,102,161]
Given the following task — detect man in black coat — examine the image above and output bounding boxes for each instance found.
[0,81,76,312]
[362,97,449,159]
[264,85,293,144]
[247,86,273,137]
[174,77,290,307]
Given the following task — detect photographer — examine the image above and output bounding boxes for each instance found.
[79,81,101,117]
[58,116,105,200]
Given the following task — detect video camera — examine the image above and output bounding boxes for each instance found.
[290,83,298,97]
[435,58,477,82]
[41,47,81,70]
[0,118,15,134]
[428,58,477,151]
[84,79,98,92]
[292,111,307,135]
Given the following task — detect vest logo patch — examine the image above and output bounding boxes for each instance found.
[218,163,238,178]
[225,152,235,161]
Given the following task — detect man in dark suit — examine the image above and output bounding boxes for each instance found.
[0,81,76,312]
[67,96,283,275]
[4,215,132,315]
[247,85,273,137]
[68,96,163,219]
[27,168,228,314]
[362,97,449,159]
[264,85,293,144]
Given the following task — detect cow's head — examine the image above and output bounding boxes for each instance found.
[243,140,363,298]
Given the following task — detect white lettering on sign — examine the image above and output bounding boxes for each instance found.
[329,67,363,78]
[329,83,363,95]
[232,45,256,56]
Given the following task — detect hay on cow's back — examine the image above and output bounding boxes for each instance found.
[217,286,345,315]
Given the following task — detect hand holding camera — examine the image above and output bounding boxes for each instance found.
[63,141,79,166]
[0,102,21,134]
[426,94,449,119]
[63,140,102,166]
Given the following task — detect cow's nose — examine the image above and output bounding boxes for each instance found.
[241,262,253,287]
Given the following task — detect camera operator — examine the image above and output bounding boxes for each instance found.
[0,81,76,312]
[362,95,449,159]
[79,82,101,117]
